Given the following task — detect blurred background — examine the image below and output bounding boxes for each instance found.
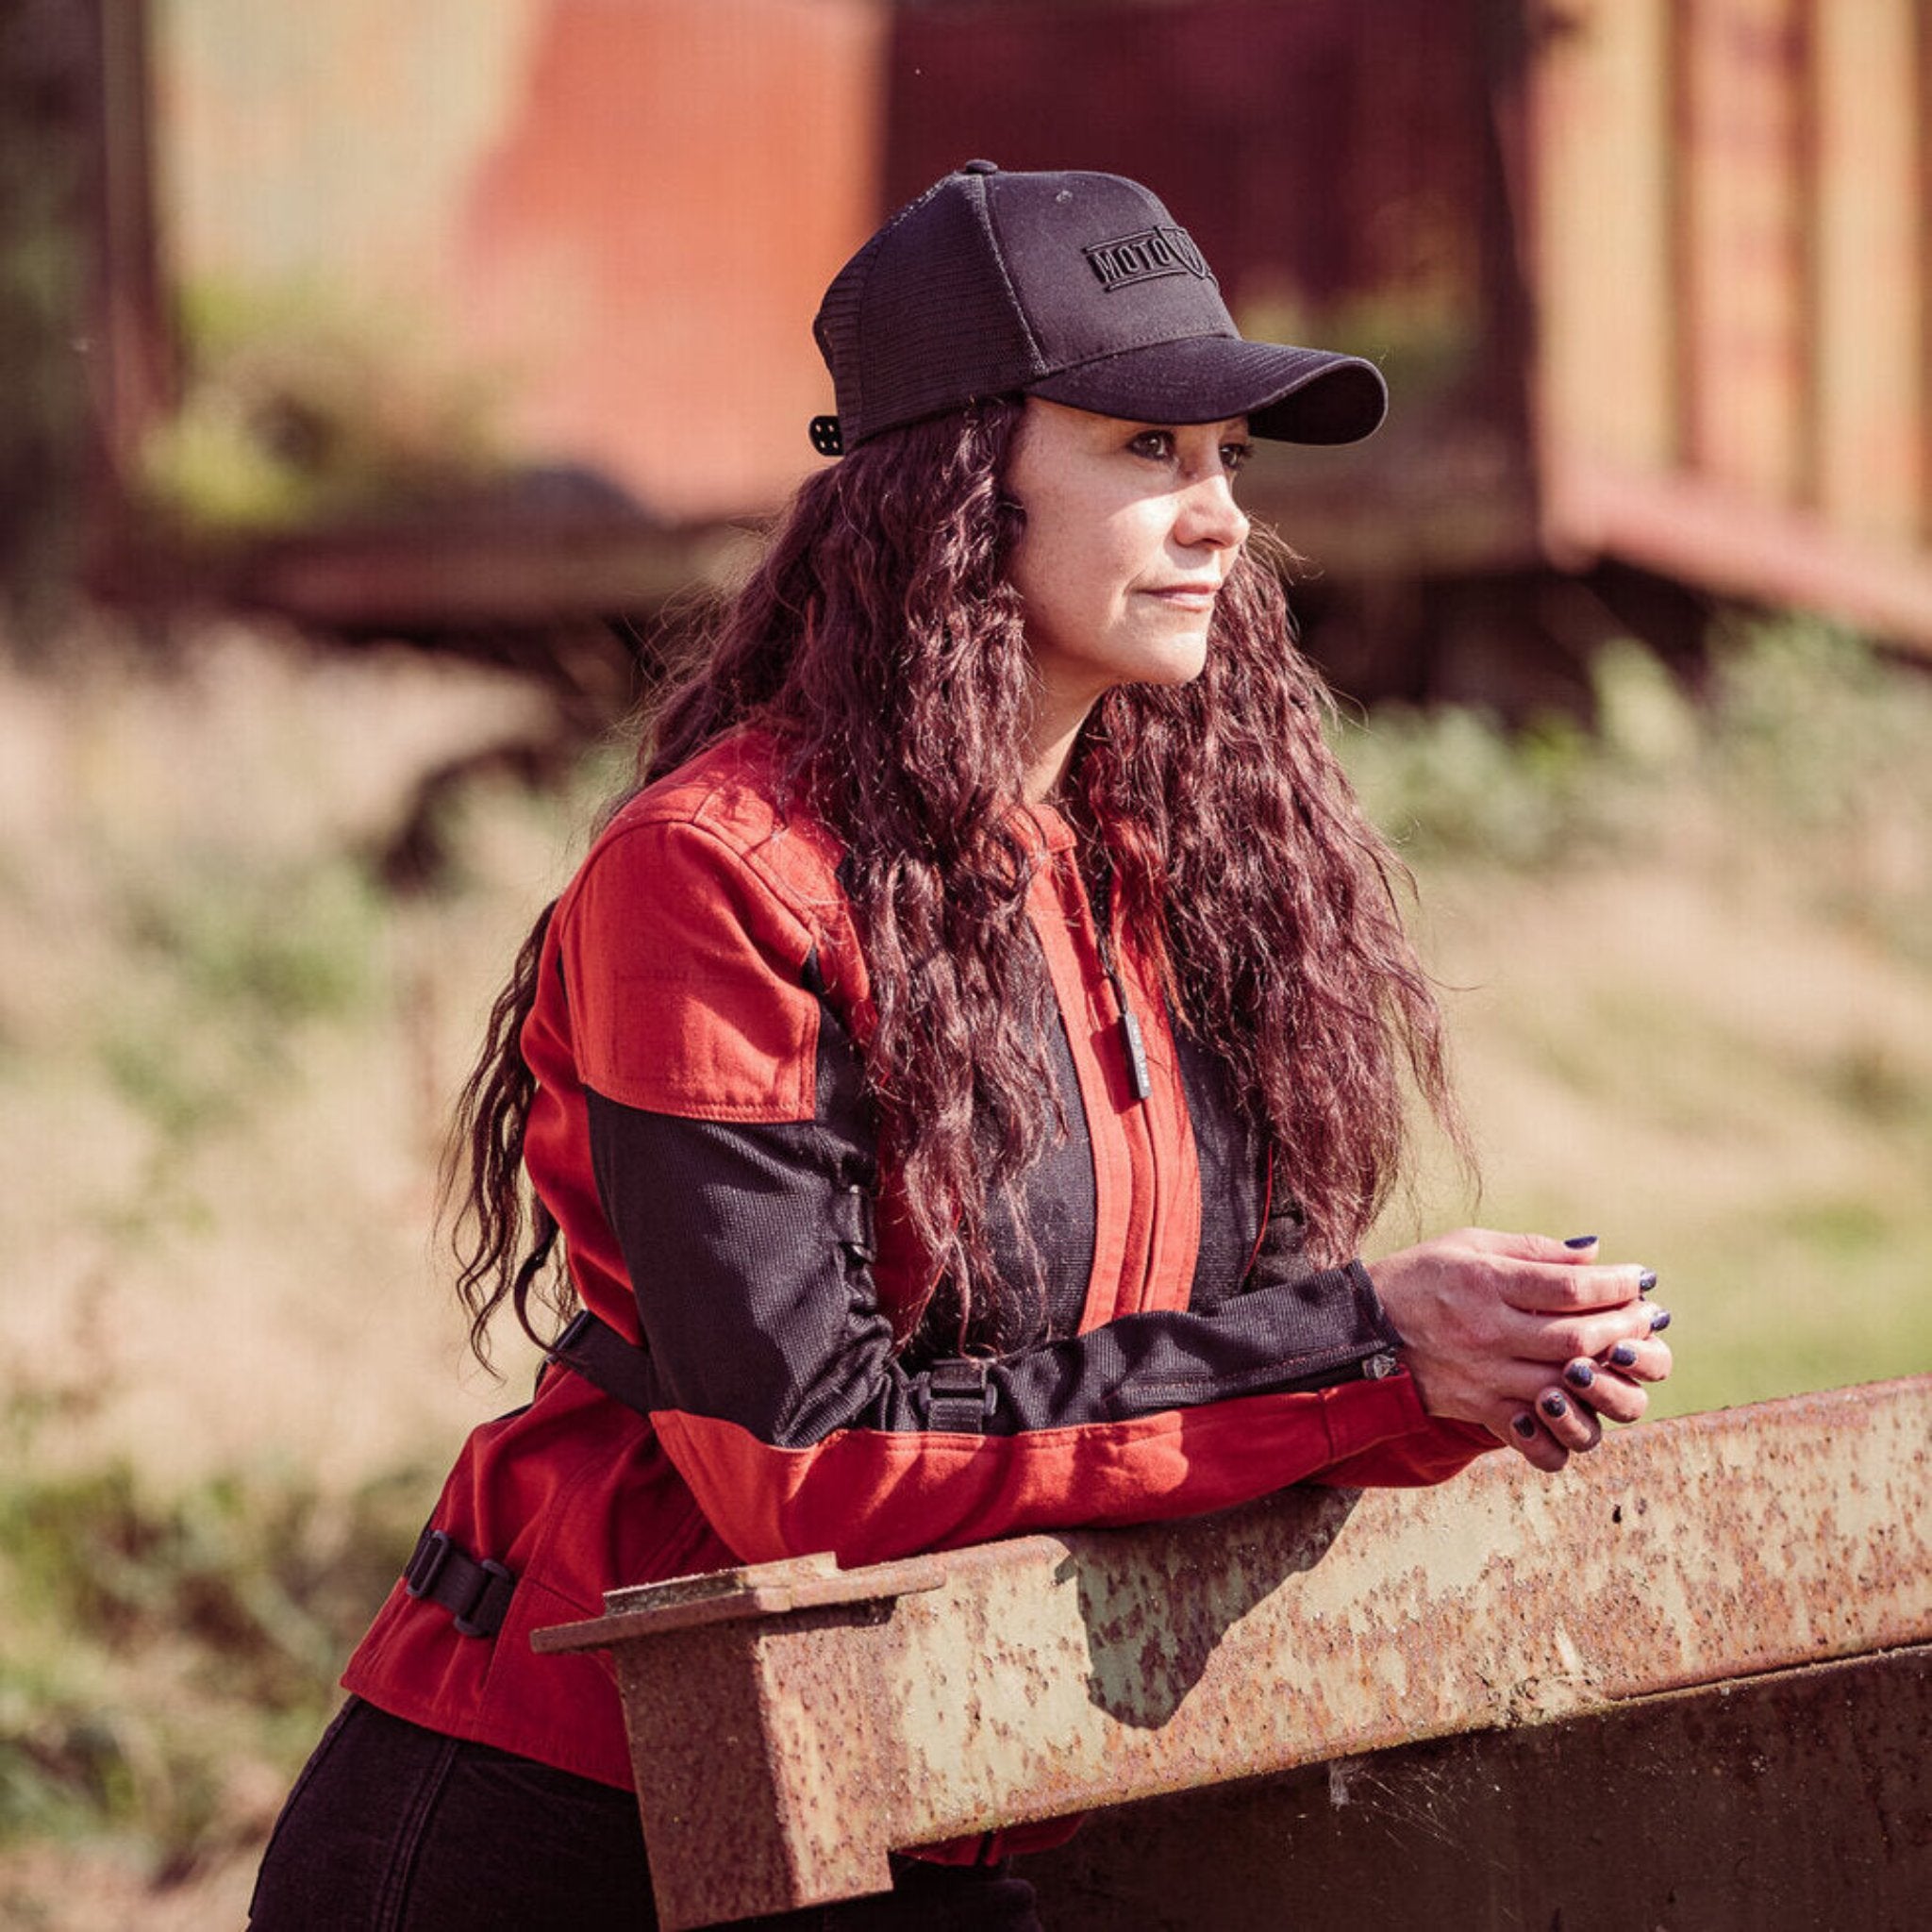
[3,1,1929,1923]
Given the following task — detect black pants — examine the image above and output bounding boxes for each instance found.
[250,1697,1042,1931]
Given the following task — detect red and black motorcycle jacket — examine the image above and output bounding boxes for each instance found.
[344,727,1495,1807]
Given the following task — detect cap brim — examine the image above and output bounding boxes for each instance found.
[1026,337,1387,444]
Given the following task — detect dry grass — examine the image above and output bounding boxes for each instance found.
[0,616,572,1486]
[1,608,1928,1924]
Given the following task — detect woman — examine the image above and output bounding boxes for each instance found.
[252,162,1670,1930]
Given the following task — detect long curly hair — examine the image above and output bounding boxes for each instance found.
[447,397,1464,1365]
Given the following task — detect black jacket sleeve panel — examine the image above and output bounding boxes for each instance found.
[585,1087,1406,1449]
[1238,1162,1407,1351]
[1172,1027,1407,1354]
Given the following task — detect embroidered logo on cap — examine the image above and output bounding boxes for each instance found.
[1084,225,1212,293]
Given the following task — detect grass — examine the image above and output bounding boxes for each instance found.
[1,606,1928,1920]
[0,1448,427,1861]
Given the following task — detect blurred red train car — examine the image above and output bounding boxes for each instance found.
[83,0,1932,703]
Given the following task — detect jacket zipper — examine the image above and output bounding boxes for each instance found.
[1054,840,1169,1324]
[1090,871,1153,1105]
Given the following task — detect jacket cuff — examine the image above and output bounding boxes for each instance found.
[1322,1364,1431,1461]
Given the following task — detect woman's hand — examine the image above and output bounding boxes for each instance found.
[1364,1229,1673,1474]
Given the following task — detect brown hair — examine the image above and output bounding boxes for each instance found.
[447,397,1463,1364]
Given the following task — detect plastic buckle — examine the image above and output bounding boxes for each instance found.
[404,1526,452,1599]
[547,1307,597,1369]
[454,1558,516,1639]
[928,1358,993,1433]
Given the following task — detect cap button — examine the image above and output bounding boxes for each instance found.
[959,158,999,175]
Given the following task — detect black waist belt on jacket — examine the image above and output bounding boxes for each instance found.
[397,1310,653,1641]
[544,1307,1001,1433]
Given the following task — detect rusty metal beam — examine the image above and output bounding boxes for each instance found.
[1024,1642,1932,1929]
[535,1376,1932,1929]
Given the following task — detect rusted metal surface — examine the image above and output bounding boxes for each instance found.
[87,0,1932,661]
[1543,455,1932,645]
[537,1554,950,1927]
[1812,0,1924,542]
[1024,1643,1932,1929]
[1674,0,1813,504]
[535,1377,1932,1928]
[226,514,759,630]
[534,1550,947,1652]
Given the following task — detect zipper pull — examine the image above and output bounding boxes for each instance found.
[1117,1003,1154,1104]
[1091,867,1153,1106]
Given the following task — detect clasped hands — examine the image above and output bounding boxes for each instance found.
[1366,1230,1673,1473]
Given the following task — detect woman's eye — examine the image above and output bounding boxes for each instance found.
[1126,430,1176,462]
[1221,441,1254,475]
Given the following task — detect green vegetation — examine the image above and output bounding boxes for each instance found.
[0,1442,425,1867]
[140,280,506,538]
[98,852,379,1139]
[1340,618,1932,894]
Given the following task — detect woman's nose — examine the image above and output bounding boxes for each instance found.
[1178,472,1250,553]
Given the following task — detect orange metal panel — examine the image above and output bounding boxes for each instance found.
[1813,0,1924,542]
[452,0,889,521]
[153,0,890,525]
[1542,451,1932,643]
[1529,0,1932,648]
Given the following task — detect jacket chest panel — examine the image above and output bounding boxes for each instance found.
[1025,851,1201,1333]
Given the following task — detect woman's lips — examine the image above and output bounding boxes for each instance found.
[1142,581,1220,610]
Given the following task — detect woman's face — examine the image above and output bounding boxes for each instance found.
[1005,397,1252,730]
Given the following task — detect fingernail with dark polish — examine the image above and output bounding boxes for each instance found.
[1638,1270,1658,1293]
[1565,1234,1599,1250]
[1649,1307,1672,1333]
[1541,1392,1570,1419]
[1564,1360,1595,1389]
[1511,1414,1538,1440]
[1610,1341,1639,1367]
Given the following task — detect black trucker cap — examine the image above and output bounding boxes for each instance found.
[809,159,1388,456]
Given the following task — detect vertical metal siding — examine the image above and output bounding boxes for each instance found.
[1529,0,1678,477]
[1677,0,1814,504]
[1812,0,1924,544]
[151,0,891,523]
